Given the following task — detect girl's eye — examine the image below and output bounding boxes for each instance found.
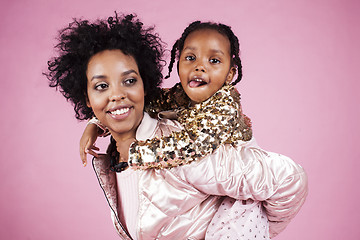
[209,58,220,64]
[185,55,195,61]
[124,78,137,86]
[94,83,108,90]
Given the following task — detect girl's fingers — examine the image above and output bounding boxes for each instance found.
[90,145,100,151]
[81,150,87,167]
[80,140,100,167]
[87,149,99,158]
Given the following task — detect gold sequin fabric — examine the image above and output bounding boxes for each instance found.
[129,84,253,169]
[145,83,191,118]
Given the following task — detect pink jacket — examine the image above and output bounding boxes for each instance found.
[92,113,308,239]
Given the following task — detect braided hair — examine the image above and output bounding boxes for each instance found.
[165,21,243,85]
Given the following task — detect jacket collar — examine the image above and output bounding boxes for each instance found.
[136,112,158,141]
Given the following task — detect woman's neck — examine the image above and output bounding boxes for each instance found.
[110,131,136,143]
[110,130,137,163]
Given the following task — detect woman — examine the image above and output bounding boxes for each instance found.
[45,13,307,239]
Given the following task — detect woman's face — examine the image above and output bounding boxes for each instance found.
[86,50,145,140]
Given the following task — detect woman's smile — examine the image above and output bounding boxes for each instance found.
[107,105,132,119]
[86,49,145,140]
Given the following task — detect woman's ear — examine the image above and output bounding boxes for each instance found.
[86,95,91,108]
[226,67,237,84]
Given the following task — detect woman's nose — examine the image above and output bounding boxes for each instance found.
[109,87,126,102]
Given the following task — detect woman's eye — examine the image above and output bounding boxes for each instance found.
[209,58,220,64]
[94,83,108,90]
[124,78,137,85]
[185,55,195,61]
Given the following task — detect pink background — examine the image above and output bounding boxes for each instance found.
[1,0,359,239]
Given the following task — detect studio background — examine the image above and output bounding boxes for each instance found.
[1,0,359,239]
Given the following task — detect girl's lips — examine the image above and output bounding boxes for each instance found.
[188,76,208,88]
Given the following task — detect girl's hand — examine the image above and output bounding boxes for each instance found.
[80,123,100,166]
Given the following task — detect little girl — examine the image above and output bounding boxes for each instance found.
[81,21,307,239]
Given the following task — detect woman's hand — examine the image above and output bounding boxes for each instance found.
[116,138,136,162]
[80,123,100,166]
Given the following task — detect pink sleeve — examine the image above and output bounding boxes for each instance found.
[171,140,308,237]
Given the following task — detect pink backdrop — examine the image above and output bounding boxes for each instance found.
[1,0,359,239]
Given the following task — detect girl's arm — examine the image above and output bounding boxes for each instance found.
[129,85,251,168]
[145,83,191,117]
[172,141,308,238]
[79,117,108,165]
[79,83,189,165]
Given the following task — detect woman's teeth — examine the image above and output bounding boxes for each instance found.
[110,108,130,115]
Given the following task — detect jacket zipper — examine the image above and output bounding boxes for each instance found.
[92,157,133,240]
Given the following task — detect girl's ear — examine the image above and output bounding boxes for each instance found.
[226,67,237,84]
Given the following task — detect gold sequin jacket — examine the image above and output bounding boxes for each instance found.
[93,113,308,239]
[129,83,252,169]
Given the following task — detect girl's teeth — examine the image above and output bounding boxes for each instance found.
[111,108,129,115]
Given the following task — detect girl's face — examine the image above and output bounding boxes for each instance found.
[178,29,235,104]
[86,50,145,140]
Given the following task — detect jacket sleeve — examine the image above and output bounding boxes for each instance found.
[128,85,252,169]
[144,83,191,117]
[172,139,308,238]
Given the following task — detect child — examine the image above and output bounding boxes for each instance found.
[81,21,307,239]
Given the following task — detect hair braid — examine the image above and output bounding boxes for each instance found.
[165,39,179,79]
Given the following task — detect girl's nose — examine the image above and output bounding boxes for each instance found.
[195,64,206,72]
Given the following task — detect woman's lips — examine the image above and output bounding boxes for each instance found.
[107,106,132,120]
[110,108,130,115]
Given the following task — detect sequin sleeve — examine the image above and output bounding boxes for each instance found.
[145,83,191,118]
[129,85,252,169]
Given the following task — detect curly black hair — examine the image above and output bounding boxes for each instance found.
[165,21,243,85]
[45,13,165,120]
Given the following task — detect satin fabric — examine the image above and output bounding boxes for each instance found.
[93,113,307,239]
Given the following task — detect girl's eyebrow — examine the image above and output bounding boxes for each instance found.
[90,69,139,81]
[183,46,196,51]
[183,46,225,55]
[209,49,225,55]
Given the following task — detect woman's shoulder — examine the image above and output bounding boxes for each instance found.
[156,117,183,137]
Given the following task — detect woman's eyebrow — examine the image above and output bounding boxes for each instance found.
[122,69,139,76]
[90,70,139,81]
[90,75,106,81]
